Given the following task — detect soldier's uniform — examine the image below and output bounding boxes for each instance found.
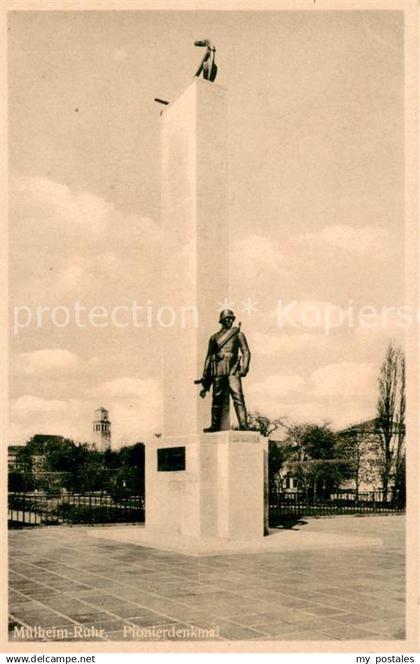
[201,310,250,431]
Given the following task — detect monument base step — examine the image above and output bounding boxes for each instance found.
[85,524,382,557]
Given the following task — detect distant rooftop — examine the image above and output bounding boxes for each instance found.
[31,434,65,443]
[338,418,403,435]
[8,445,24,453]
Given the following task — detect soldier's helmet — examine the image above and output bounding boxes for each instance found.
[219,309,235,323]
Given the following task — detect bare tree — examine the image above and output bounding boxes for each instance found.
[246,411,287,438]
[376,342,405,499]
[394,352,406,502]
[338,431,377,500]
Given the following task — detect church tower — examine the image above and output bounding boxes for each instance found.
[93,407,111,451]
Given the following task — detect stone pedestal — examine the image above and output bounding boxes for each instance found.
[145,431,268,545]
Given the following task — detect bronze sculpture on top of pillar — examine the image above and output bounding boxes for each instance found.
[196,310,250,432]
[194,40,218,82]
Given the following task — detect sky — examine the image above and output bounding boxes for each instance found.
[8,8,406,445]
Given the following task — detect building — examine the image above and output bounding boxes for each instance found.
[92,407,111,451]
[337,418,404,493]
[270,418,405,495]
[338,417,402,439]
[8,445,24,470]
[11,435,65,470]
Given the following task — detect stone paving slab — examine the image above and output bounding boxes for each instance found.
[8,515,405,643]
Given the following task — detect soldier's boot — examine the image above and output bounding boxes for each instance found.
[203,406,222,433]
[234,403,249,430]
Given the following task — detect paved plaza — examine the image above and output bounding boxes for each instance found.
[9,515,405,643]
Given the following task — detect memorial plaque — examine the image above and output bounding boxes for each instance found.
[157,446,186,472]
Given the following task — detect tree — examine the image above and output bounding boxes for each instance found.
[9,470,34,492]
[394,451,406,508]
[267,441,293,492]
[11,435,148,497]
[118,442,145,469]
[108,443,145,498]
[284,423,353,498]
[376,342,405,498]
[394,352,406,498]
[26,437,107,492]
[12,446,35,491]
[14,446,33,474]
[25,434,65,455]
[246,412,290,491]
[43,438,87,473]
[73,447,108,492]
[103,448,120,469]
[247,411,286,438]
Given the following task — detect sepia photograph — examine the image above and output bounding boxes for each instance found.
[2,0,419,654]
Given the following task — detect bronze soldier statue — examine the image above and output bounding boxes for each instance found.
[196,309,250,432]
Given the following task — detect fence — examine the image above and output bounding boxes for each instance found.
[268,489,404,525]
[8,491,144,528]
[9,489,404,529]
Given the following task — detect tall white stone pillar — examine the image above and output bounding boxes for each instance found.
[161,78,229,437]
[144,79,268,552]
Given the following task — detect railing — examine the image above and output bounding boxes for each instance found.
[9,489,404,529]
[8,491,145,528]
[268,489,404,525]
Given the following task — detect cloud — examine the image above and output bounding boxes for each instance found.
[8,171,163,247]
[93,377,158,399]
[9,396,90,443]
[248,374,305,402]
[310,361,376,398]
[248,398,373,430]
[9,175,162,306]
[231,234,288,283]
[9,377,162,445]
[245,360,377,429]
[294,224,392,258]
[231,225,399,311]
[12,175,111,233]
[92,377,161,441]
[11,395,69,414]
[112,47,127,62]
[252,331,336,356]
[354,306,409,346]
[273,299,351,331]
[14,349,80,375]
